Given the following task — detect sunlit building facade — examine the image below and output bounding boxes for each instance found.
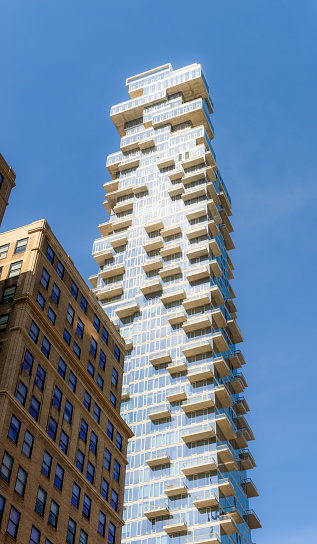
[91,63,260,544]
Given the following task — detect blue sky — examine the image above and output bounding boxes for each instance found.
[1,0,317,541]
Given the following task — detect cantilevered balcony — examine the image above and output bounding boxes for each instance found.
[161,289,186,304]
[166,387,187,402]
[229,373,248,394]
[182,338,212,358]
[216,413,237,440]
[168,168,184,181]
[143,237,163,253]
[236,416,255,441]
[217,443,238,471]
[212,330,230,353]
[214,384,232,408]
[186,243,209,259]
[227,319,244,343]
[144,219,164,233]
[103,179,119,193]
[187,266,210,283]
[163,518,188,534]
[167,360,188,374]
[164,480,188,497]
[140,278,162,295]
[144,501,169,519]
[152,98,214,139]
[133,183,148,195]
[94,283,123,302]
[181,423,215,443]
[220,208,233,233]
[161,224,182,238]
[182,292,211,310]
[168,185,185,197]
[182,185,207,203]
[246,510,262,529]
[182,455,217,476]
[139,137,155,150]
[112,199,134,214]
[187,364,213,383]
[99,264,125,280]
[213,355,230,377]
[184,531,221,544]
[92,247,114,266]
[108,232,128,248]
[210,308,226,329]
[150,352,172,366]
[186,224,209,240]
[121,387,130,401]
[159,264,182,278]
[193,491,219,509]
[239,449,256,470]
[210,285,225,306]
[211,478,236,498]
[160,243,182,258]
[146,451,170,467]
[228,350,245,369]
[157,156,175,170]
[234,397,250,415]
[115,302,139,319]
[168,311,187,325]
[241,478,259,498]
[142,257,163,272]
[89,274,98,289]
[215,514,238,535]
[118,156,140,171]
[125,338,133,351]
[208,220,220,238]
[182,313,211,333]
[221,224,235,251]
[148,405,171,421]
[182,394,214,413]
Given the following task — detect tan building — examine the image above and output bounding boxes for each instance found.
[0,219,133,544]
[0,154,16,228]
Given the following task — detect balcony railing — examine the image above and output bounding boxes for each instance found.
[184,531,221,544]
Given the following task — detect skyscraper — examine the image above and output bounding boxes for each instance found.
[91,63,261,544]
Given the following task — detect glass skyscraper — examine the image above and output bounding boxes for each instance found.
[91,63,260,544]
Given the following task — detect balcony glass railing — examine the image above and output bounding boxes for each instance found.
[144,501,169,514]
[182,455,216,470]
[146,451,170,463]
[110,90,166,116]
[106,151,123,166]
[164,478,188,491]
[185,530,220,543]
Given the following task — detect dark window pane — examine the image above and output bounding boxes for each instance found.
[46,245,55,264]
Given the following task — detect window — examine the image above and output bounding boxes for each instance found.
[68,371,77,392]
[110,392,116,407]
[112,367,118,387]
[42,451,52,478]
[71,482,80,508]
[41,268,50,289]
[56,260,64,279]
[35,365,46,390]
[0,244,9,259]
[108,521,116,544]
[36,291,45,309]
[6,507,20,539]
[82,494,91,519]
[2,286,16,303]
[83,391,91,411]
[47,417,57,441]
[52,386,62,410]
[35,487,47,516]
[22,430,34,458]
[63,328,71,345]
[0,313,9,330]
[41,336,51,358]
[48,500,59,528]
[88,362,95,377]
[8,261,22,278]
[98,511,106,536]
[0,452,13,482]
[90,431,98,454]
[16,381,27,406]
[99,349,106,370]
[67,518,76,544]
[107,421,114,441]
[101,478,109,500]
[93,314,100,333]
[79,529,88,544]
[48,307,56,324]
[102,326,109,344]
[29,321,39,343]
[30,396,40,421]
[113,460,120,482]
[58,357,66,379]
[79,419,88,442]
[30,526,41,544]
[115,432,122,452]
[70,281,78,300]
[8,415,20,444]
[97,374,104,390]
[54,464,64,491]
[59,431,69,454]
[104,448,111,471]
[66,304,74,325]
[73,343,81,359]
[45,539,53,544]
[15,238,28,254]
[93,403,100,423]
[111,490,118,511]
[80,295,87,313]
[90,337,97,358]
[114,344,120,362]
[64,400,73,424]
[51,283,61,304]
[22,349,33,375]
[46,245,55,264]
[76,450,84,472]
[0,494,5,526]
[15,466,27,497]
[86,461,94,484]
[76,317,84,338]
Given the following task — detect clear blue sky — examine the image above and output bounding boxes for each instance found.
[1,1,317,541]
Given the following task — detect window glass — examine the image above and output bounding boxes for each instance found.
[113,460,120,482]
[36,292,45,309]
[64,400,73,424]
[70,281,78,300]
[0,452,13,482]
[110,392,116,407]
[6,507,20,539]
[76,450,84,472]
[114,344,120,362]
[0,494,6,525]
[15,466,27,497]
[83,391,91,411]
[108,522,116,544]
[104,448,111,471]
[59,431,69,454]
[112,367,118,387]
[93,403,100,423]
[102,326,109,344]
[97,374,104,390]
[41,451,52,478]
[30,526,41,544]
[107,421,114,440]
[63,329,71,345]
[8,261,22,278]
[101,478,109,500]
[0,313,9,330]
[48,307,56,324]
[14,238,28,254]
[52,386,62,410]
[66,304,75,325]
[8,415,20,444]
[98,511,106,536]
[48,499,59,528]
[116,432,122,452]
[71,482,80,508]
[90,431,98,454]
[73,342,81,359]
[54,464,64,491]
[88,362,94,377]
[68,372,77,392]
[35,365,46,390]
[22,349,34,375]
[82,494,91,519]
[80,295,87,313]
[76,317,84,338]
[29,321,39,343]
[41,268,50,289]
[2,286,16,303]
[47,417,57,441]
[79,529,88,544]
[79,419,88,442]
[46,245,55,264]
[86,461,94,484]
[56,260,64,279]
[66,518,76,544]
[58,357,66,379]
[30,396,40,421]
[22,430,34,458]
[90,337,97,358]
[111,490,118,511]
[35,486,47,516]
[16,381,28,406]
[51,283,61,304]
[41,336,51,358]
[93,314,100,332]
[99,349,106,370]
[0,244,9,259]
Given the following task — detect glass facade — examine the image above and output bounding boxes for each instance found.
[92,63,260,544]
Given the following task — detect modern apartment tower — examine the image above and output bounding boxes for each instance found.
[91,63,261,544]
